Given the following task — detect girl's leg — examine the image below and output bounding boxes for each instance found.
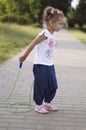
[33,64,49,114]
[33,64,48,105]
[44,65,58,111]
[44,65,58,103]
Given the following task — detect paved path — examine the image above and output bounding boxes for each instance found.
[0,29,86,130]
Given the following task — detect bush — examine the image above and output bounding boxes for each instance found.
[0,14,33,24]
[16,14,33,25]
[0,14,16,23]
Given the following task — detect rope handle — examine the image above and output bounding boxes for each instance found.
[19,62,23,69]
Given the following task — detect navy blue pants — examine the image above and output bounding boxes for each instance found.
[33,64,58,105]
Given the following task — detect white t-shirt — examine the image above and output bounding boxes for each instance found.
[34,29,57,66]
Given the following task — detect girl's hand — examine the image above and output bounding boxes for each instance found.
[19,55,27,63]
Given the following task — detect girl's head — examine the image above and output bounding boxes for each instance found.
[43,6,64,32]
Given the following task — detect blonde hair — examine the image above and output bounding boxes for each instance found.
[43,6,64,23]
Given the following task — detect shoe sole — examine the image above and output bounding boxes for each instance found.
[35,109,49,114]
[44,107,59,112]
[47,109,59,112]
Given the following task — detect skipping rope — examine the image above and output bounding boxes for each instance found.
[1,62,34,114]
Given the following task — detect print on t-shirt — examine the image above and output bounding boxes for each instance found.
[46,38,55,57]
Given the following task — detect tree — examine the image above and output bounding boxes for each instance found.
[28,0,41,22]
[0,0,73,24]
[75,0,86,28]
[67,8,76,27]
[0,0,30,24]
[0,0,41,23]
[38,0,72,23]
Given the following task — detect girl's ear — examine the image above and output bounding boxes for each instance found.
[49,19,53,26]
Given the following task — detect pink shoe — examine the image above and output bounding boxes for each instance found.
[44,103,59,112]
[35,105,49,114]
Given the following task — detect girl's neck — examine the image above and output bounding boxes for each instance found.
[47,26,54,34]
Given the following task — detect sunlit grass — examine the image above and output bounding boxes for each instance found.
[0,23,42,64]
[68,28,86,44]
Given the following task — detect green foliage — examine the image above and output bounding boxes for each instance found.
[0,0,5,15]
[74,0,86,28]
[28,0,41,22]
[0,0,30,14]
[67,0,86,28]
[73,0,86,28]
[67,9,76,27]
[0,14,33,24]
[0,0,72,24]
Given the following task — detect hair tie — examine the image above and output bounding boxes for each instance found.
[50,8,62,15]
[50,8,55,14]
[56,9,63,15]
[56,10,61,14]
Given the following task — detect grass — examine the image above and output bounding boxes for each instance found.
[0,22,42,64]
[68,28,86,44]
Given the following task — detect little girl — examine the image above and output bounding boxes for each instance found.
[19,6,64,114]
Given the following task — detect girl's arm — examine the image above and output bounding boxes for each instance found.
[19,34,47,62]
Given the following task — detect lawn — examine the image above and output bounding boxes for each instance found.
[0,23,42,64]
[68,28,86,44]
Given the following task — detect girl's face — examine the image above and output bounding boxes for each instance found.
[51,17,64,32]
